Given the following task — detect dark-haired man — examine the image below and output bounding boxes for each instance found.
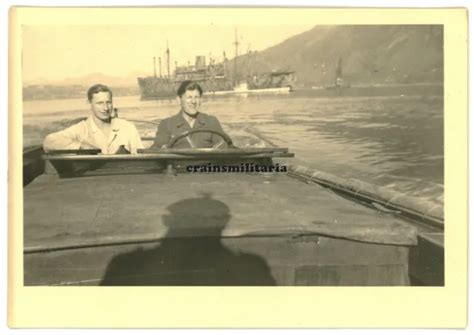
[152,81,230,149]
[43,84,144,154]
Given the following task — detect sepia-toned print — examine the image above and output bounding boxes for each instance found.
[22,23,444,286]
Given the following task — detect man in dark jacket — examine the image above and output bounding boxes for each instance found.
[153,81,231,149]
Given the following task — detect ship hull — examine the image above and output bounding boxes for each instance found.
[138,77,234,100]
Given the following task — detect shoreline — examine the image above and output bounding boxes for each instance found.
[23,82,444,102]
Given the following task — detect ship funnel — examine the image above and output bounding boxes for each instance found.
[195,56,206,70]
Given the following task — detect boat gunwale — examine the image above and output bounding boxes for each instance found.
[42,152,294,161]
[287,165,444,230]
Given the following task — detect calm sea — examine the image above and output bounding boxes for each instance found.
[23,85,444,205]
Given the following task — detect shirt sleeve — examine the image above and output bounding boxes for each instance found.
[152,119,170,148]
[211,116,226,133]
[43,122,84,152]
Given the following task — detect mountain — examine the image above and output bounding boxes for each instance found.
[232,25,443,87]
[22,72,144,100]
[24,71,146,87]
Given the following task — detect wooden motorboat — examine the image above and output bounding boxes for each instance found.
[22,126,444,286]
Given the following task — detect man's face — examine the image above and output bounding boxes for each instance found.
[179,89,201,117]
[90,91,113,122]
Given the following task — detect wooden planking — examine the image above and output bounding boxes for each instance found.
[24,173,418,251]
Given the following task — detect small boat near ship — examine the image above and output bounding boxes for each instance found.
[207,80,292,96]
[325,57,351,90]
[311,57,350,91]
[23,122,444,286]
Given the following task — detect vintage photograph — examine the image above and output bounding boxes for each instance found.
[21,21,444,286]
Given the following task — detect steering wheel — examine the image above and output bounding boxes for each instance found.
[167,129,234,149]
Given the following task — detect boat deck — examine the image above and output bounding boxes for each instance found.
[24,172,417,250]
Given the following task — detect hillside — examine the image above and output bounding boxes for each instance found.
[232,25,443,87]
[23,72,142,100]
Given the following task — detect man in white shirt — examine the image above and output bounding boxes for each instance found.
[43,84,144,154]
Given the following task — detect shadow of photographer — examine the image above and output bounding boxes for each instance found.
[101,196,276,285]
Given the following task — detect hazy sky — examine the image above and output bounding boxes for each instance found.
[22,24,313,83]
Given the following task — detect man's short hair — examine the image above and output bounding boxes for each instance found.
[177,80,203,97]
[87,84,113,102]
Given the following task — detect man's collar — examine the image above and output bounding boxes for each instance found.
[177,111,206,128]
[88,116,119,133]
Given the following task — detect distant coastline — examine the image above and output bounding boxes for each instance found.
[23,84,139,101]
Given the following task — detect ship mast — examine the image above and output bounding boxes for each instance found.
[247,44,252,78]
[335,57,343,87]
[223,51,227,76]
[166,40,171,81]
[233,28,239,85]
[153,57,157,78]
[159,57,162,78]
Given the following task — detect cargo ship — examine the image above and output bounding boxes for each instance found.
[137,34,296,99]
[137,53,234,99]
